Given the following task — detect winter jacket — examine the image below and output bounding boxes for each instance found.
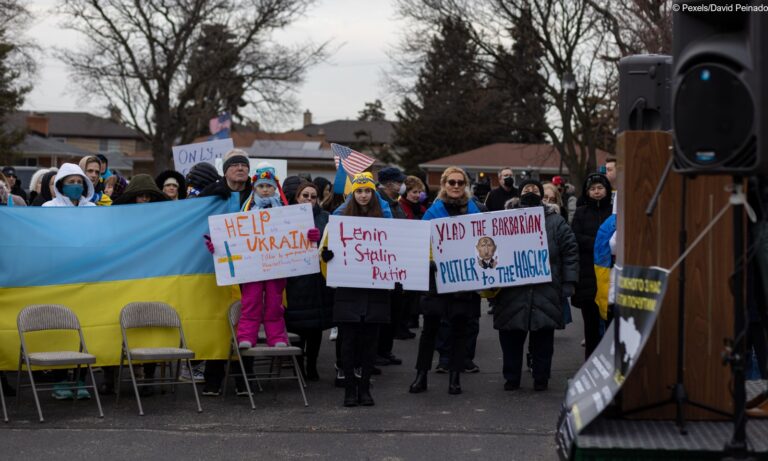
[42,163,96,207]
[112,174,169,205]
[286,205,333,331]
[399,197,426,220]
[570,175,612,306]
[484,185,519,212]
[332,192,393,218]
[419,197,483,319]
[493,204,579,331]
[378,187,407,219]
[200,178,253,209]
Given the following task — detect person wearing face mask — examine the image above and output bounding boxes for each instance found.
[484,167,518,212]
[494,179,578,391]
[43,163,96,208]
[409,166,482,396]
[284,182,332,382]
[570,173,613,360]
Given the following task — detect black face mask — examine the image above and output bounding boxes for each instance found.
[503,177,515,188]
[520,192,542,207]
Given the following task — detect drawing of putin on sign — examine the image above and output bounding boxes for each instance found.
[476,236,498,270]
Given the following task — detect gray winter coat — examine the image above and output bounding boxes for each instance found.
[493,205,579,331]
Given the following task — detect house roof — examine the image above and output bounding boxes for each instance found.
[10,111,143,139]
[418,143,610,173]
[16,134,94,157]
[293,120,396,145]
[193,130,328,148]
[246,140,334,160]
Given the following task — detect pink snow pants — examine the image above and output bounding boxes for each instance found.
[237,278,289,346]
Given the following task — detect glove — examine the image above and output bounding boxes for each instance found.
[562,283,575,298]
[212,183,231,200]
[307,227,321,242]
[204,235,215,254]
[321,248,334,263]
[394,282,403,291]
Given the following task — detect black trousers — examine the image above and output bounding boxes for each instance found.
[498,329,554,385]
[204,358,253,390]
[579,300,602,360]
[292,328,323,367]
[377,289,405,357]
[340,322,379,380]
[416,314,468,372]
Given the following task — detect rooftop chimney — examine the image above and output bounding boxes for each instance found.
[303,109,312,127]
[27,113,49,137]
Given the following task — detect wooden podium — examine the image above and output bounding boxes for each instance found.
[616,131,734,420]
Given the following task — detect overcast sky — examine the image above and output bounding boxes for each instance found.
[22,0,404,131]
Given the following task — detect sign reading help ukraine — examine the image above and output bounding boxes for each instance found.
[430,208,551,294]
[325,216,430,290]
[0,196,241,369]
[207,203,319,286]
[172,137,234,176]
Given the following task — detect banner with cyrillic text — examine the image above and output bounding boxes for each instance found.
[172,138,234,176]
[430,208,551,294]
[326,215,430,290]
[208,204,319,286]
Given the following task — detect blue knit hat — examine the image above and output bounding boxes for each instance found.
[254,167,278,189]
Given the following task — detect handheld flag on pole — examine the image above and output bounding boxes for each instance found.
[331,143,375,175]
[209,112,232,140]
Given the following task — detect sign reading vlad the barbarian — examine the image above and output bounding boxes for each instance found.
[326,215,430,290]
[208,203,319,286]
[431,208,551,293]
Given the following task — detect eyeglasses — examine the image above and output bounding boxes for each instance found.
[446,179,466,187]
[301,193,318,199]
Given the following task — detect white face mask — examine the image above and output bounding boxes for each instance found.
[398,183,406,195]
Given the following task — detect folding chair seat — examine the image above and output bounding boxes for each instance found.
[223,301,308,409]
[117,302,202,416]
[15,304,103,422]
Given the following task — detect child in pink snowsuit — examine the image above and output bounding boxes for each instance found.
[237,166,290,348]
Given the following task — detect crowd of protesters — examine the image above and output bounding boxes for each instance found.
[0,152,618,408]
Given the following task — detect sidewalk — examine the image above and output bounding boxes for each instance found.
[0,300,585,460]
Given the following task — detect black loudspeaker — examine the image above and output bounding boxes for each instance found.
[618,55,672,133]
[672,0,767,175]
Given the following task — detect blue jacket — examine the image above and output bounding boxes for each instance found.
[422,198,481,220]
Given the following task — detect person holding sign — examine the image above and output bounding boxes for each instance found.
[494,179,578,391]
[410,166,482,396]
[321,172,391,407]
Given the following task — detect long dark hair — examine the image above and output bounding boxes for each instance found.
[343,190,383,218]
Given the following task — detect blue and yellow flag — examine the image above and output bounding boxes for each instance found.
[0,196,240,369]
[594,214,616,320]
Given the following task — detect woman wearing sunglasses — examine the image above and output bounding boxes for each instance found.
[285,182,332,381]
[409,166,482,396]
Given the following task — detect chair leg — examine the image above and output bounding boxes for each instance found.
[87,365,104,418]
[115,352,124,405]
[26,364,44,423]
[126,356,144,416]
[186,359,202,413]
[1,379,8,423]
[236,352,256,410]
[291,356,309,407]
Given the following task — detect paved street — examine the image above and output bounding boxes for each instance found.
[0,301,584,461]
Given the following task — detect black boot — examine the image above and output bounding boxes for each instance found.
[408,369,428,393]
[343,378,358,407]
[358,375,375,406]
[448,371,462,395]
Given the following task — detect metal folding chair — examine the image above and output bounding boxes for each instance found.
[223,301,308,409]
[117,302,202,416]
[1,374,7,423]
[15,304,103,422]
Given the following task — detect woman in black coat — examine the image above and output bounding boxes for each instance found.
[285,182,332,381]
[321,173,391,407]
[493,179,578,391]
[570,173,612,359]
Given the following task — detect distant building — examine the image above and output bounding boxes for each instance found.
[418,143,611,187]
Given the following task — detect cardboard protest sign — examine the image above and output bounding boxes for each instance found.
[430,208,551,293]
[214,158,287,183]
[208,203,319,286]
[172,138,234,176]
[326,215,430,290]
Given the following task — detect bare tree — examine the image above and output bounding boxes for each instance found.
[586,0,672,58]
[394,0,626,188]
[58,0,328,173]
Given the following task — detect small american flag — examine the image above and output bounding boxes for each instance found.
[209,112,232,135]
[331,143,375,175]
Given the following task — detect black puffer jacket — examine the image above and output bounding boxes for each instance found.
[570,174,612,306]
[285,205,333,330]
[493,204,579,331]
[333,287,391,324]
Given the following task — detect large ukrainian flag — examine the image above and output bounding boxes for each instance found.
[0,196,240,369]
